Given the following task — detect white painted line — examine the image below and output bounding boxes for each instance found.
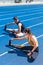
[0,35,5,37]
[15,22,43,30]
[37,34,43,38]
[0,24,5,27]
[0,15,43,28]
[0,34,43,57]
[19,11,43,18]
[0,11,43,21]
[0,22,43,38]
[21,42,28,46]
[0,7,43,14]
[0,49,16,56]
[0,9,43,16]
[0,52,8,56]
[0,17,13,21]
[29,22,43,28]
[0,11,27,16]
[22,15,43,22]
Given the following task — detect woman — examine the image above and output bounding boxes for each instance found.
[9,28,39,57]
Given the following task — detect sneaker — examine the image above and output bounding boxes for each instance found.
[9,40,11,46]
[4,25,7,30]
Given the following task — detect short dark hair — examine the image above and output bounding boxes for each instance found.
[24,28,31,34]
[13,16,18,20]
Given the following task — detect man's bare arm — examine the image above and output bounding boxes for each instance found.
[5,22,15,26]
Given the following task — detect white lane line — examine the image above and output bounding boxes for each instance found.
[0,35,5,37]
[0,49,16,56]
[0,17,13,21]
[14,22,43,30]
[0,11,43,21]
[0,9,43,16]
[0,22,43,38]
[18,11,43,18]
[0,34,43,57]
[37,34,43,38]
[0,7,43,14]
[0,11,27,16]
[0,25,4,27]
[22,15,43,22]
[0,15,43,28]
[0,24,6,27]
[28,22,43,28]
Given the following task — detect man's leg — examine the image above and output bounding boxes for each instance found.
[4,25,18,34]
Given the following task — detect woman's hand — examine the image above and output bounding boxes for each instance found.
[27,52,31,56]
[27,52,32,58]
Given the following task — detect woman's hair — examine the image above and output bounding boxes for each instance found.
[24,28,31,34]
[13,16,18,20]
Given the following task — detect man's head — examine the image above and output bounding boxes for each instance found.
[13,16,18,20]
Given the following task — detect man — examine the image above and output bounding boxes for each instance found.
[26,0,33,3]
[4,16,25,37]
[8,28,39,58]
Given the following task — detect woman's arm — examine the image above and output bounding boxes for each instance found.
[27,37,38,56]
[31,44,37,53]
[31,37,38,52]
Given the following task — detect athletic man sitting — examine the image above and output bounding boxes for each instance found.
[4,16,25,37]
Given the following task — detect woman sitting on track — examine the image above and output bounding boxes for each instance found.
[4,16,25,37]
[9,28,39,57]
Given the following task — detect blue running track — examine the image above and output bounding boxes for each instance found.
[0,4,43,65]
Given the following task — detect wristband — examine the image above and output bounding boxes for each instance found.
[31,51,33,55]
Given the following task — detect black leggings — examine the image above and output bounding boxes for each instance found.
[20,46,39,54]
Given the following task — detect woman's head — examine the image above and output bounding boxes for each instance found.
[24,28,31,35]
